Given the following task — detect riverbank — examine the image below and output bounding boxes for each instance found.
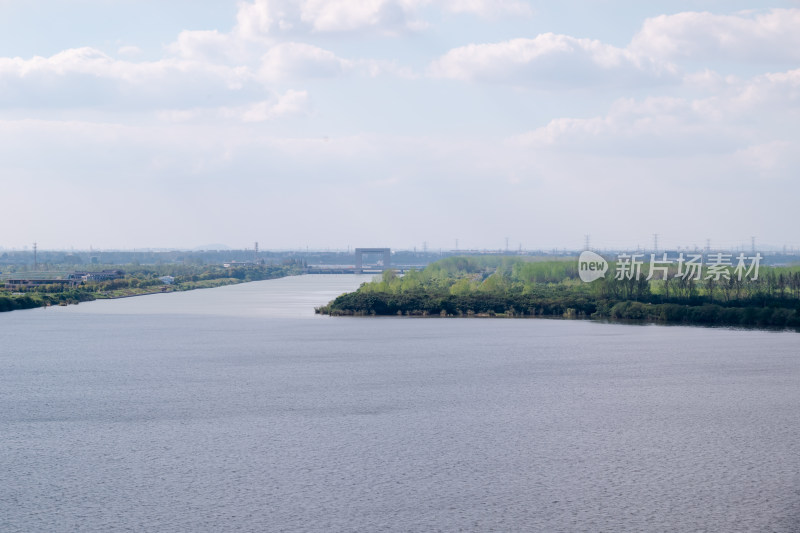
[316,293,800,330]
[0,265,302,313]
[318,302,800,332]
[93,277,244,300]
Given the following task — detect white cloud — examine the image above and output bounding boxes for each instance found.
[731,68,800,111]
[430,34,676,87]
[235,0,283,41]
[299,0,426,33]
[225,89,311,121]
[259,42,351,80]
[517,96,734,157]
[0,47,257,109]
[0,47,111,77]
[117,45,142,58]
[233,0,427,38]
[168,31,408,83]
[155,90,310,123]
[168,30,243,64]
[430,9,800,89]
[231,0,530,40]
[441,0,532,17]
[515,68,800,162]
[631,9,800,63]
[0,37,366,115]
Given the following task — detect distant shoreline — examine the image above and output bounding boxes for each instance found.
[315,310,800,333]
[317,294,800,332]
[1,266,302,313]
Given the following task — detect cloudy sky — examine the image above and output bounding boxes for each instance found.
[1,0,798,251]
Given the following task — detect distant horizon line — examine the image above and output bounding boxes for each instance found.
[2,245,799,255]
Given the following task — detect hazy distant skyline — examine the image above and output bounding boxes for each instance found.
[1,1,798,251]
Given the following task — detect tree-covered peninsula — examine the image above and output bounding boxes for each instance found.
[317,256,800,330]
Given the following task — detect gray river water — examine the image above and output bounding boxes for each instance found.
[1,275,798,532]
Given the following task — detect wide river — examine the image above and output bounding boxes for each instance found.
[1,275,799,532]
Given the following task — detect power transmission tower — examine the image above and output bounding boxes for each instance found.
[584,234,590,251]
[653,233,659,254]
[33,242,38,270]
[751,236,756,254]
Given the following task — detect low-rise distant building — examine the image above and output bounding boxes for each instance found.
[4,278,81,290]
[69,269,124,282]
[159,276,175,285]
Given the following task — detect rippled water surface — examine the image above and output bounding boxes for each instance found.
[1,275,799,532]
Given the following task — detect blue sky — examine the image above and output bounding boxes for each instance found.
[1,0,798,251]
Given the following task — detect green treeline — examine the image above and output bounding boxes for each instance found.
[317,256,800,330]
[0,263,302,312]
